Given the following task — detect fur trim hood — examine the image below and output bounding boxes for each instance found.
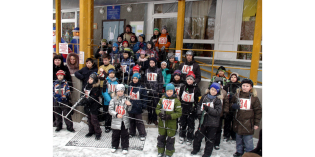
[236,87,257,97]
[66,53,79,69]
[205,89,224,99]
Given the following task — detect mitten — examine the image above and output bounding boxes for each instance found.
[231,103,240,110]
[159,112,165,120]
[165,114,172,120]
[161,46,165,51]
[155,47,159,52]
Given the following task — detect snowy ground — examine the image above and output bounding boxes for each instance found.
[53,122,257,157]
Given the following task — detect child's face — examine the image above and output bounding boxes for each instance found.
[103,58,110,65]
[133,77,139,83]
[70,56,76,65]
[54,59,61,66]
[57,75,64,80]
[210,87,218,96]
[166,90,174,97]
[242,83,252,93]
[149,60,155,67]
[86,61,93,69]
[118,37,122,42]
[161,63,166,69]
[174,75,180,81]
[186,78,194,85]
[88,77,94,84]
[138,36,143,42]
[169,57,174,63]
[231,75,237,82]
[101,42,106,46]
[123,43,128,47]
[113,47,117,51]
[140,54,145,59]
[162,29,167,34]
[131,37,135,42]
[154,30,159,35]
[117,90,124,96]
[109,72,115,78]
[218,70,225,77]
[123,53,129,59]
[147,44,152,49]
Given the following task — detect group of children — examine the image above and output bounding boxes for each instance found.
[53,28,262,157]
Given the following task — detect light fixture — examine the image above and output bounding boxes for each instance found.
[127,5,132,12]
[100,7,104,14]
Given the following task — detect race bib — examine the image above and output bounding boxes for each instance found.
[159,37,167,45]
[121,65,127,73]
[181,65,193,74]
[162,99,175,111]
[55,87,65,95]
[239,98,251,110]
[115,106,126,115]
[150,53,155,58]
[84,90,91,98]
[201,102,214,111]
[181,91,194,102]
[107,84,116,93]
[147,73,157,81]
[175,87,180,95]
[130,91,140,100]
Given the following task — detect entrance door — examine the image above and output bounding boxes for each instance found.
[102,20,125,42]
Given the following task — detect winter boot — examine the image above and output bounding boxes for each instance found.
[122,148,128,154]
[55,127,62,132]
[186,139,192,145]
[154,121,159,126]
[111,147,117,153]
[202,154,211,157]
[140,135,146,141]
[179,137,184,144]
[95,134,101,140]
[67,128,75,132]
[85,133,94,137]
[105,128,111,133]
[157,153,163,157]
[165,155,172,157]
[191,149,199,155]
[233,152,243,157]
[214,145,220,150]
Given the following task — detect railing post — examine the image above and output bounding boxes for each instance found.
[79,0,88,69]
[176,0,185,63]
[55,0,61,55]
[249,0,262,85]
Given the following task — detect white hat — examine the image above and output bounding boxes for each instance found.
[115,84,125,91]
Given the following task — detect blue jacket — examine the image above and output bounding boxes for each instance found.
[161,68,172,87]
[69,37,80,54]
[128,81,147,114]
[53,79,70,103]
[133,42,147,60]
[102,76,119,106]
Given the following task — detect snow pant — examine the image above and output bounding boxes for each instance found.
[214,117,223,146]
[147,93,159,122]
[242,152,262,157]
[88,113,102,136]
[157,126,176,156]
[179,113,195,140]
[103,105,112,130]
[112,121,129,149]
[193,125,217,156]
[129,113,146,136]
[53,102,73,129]
[236,133,254,154]
[224,112,236,140]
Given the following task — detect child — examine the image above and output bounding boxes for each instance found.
[98,54,115,89]
[116,36,123,49]
[133,34,147,60]
[191,83,222,157]
[120,48,135,84]
[155,25,171,61]
[109,43,122,70]
[102,68,118,133]
[74,58,98,92]
[150,28,161,44]
[82,73,102,140]
[137,50,149,84]
[166,52,179,76]
[156,83,182,157]
[146,41,159,62]
[109,84,132,154]
[53,70,74,132]
[231,78,262,157]
[210,66,229,86]
[131,65,140,84]
[129,35,138,50]
[161,61,172,89]
[178,71,201,145]
[95,39,111,66]
[128,73,148,140]
[223,72,241,142]
[144,57,163,125]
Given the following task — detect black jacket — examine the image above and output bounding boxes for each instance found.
[197,94,222,127]
[179,83,201,115]
[144,66,163,96]
[179,60,201,84]
[128,81,148,114]
[170,79,185,96]
[53,55,73,91]
[150,33,161,44]
[74,63,98,91]
[83,81,101,115]
[137,59,149,84]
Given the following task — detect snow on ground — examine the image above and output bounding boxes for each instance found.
[54,122,257,157]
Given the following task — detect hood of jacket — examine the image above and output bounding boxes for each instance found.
[236,88,258,97]
[66,53,79,70]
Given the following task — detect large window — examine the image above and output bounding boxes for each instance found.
[154,18,177,48]
[154,3,178,13]
[53,10,78,43]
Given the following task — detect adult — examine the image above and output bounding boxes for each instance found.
[179,50,201,84]
[53,27,69,63]
[166,52,179,81]
[66,53,80,75]
[119,24,136,43]
[53,55,73,89]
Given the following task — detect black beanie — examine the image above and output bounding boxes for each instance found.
[241,78,253,87]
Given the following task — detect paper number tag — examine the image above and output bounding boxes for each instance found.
[147,73,157,81]
[130,91,140,100]
[181,65,193,74]
[162,99,175,111]
[151,53,154,58]
[107,84,116,93]
[121,65,127,73]
[181,91,194,102]
[115,106,126,115]
[239,98,251,110]
[201,102,214,111]
[84,90,90,98]
[159,37,167,45]
[175,87,180,95]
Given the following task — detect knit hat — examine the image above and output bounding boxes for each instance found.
[153,28,159,32]
[173,70,181,76]
[167,53,175,59]
[101,39,107,43]
[133,65,140,72]
[116,84,125,91]
[230,72,240,81]
[241,78,253,87]
[131,35,136,39]
[140,49,146,55]
[161,61,167,66]
[72,27,79,32]
[89,72,98,84]
[149,57,157,63]
[186,50,194,56]
[186,71,195,81]
[166,83,175,91]
[132,73,141,79]
[122,40,129,46]
[123,47,131,54]
[113,43,118,48]
[162,25,167,31]
[217,66,226,72]
[139,34,145,41]
[108,68,115,74]
[147,41,154,48]
[214,77,223,86]
[56,70,65,76]
[209,82,220,93]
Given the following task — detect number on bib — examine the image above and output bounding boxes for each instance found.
[130,91,140,100]
[151,53,154,58]
[175,87,180,95]
[115,106,126,115]
[162,99,175,111]
[84,90,91,98]
[107,84,116,93]
[147,73,157,81]
[159,37,167,45]
[239,98,251,110]
[121,65,127,73]
[181,91,194,102]
[181,65,193,74]
[201,102,214,111]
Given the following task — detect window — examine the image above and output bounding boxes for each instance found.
[237,45,262,61]
[62,23,75,43]
[183,43,214,57]
[240,0,257,40]
[154,18,177,48]
[62,12,75,19]
[154,3,178,13]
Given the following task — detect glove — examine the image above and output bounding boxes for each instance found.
[165,114,172,120]
[155,47,159,52]
[161,46,165,51]
[55,94,61,98]
[204,105,210,112]
[231,103,240,110]
[159,112,165,120]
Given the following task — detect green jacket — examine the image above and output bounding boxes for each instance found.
[156,94,182,130]
[161,68,172,87]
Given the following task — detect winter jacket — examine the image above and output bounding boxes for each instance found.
[155,94,182,131]
[210,75,230,86]
[102,76,119,106]
[144,66,163,96]
[196,94,222,127]
[137,58,149,84]
[53,79,70,104]
[155,33,171,50]
[53,55,73,90]
[74,63,98,91]
[167,61,179,74]
[150,33,161,45]
[179,83,201,115]
[94,44,112,66]
[109,50,123,69]
[231,88,262,135]
[109,95,132,130]
[129,41,137,50]
[205,87,229,117]
[66,53,80,75]
[170,79,185,97]
[97,63,115,88]
[179,60,201,84]
[133,42,147,54]
[161,68,172,87]
[120,57,135,83]
[223,81,241,110]
[145,48,159,62]
[127,81,147,114]
[83,81,101,115]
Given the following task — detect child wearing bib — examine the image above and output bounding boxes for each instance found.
[145,41,159,62]
[137,49,149,84]
[109,84,133,155]
[231,78,262,157]
[178,71,201,145]
[210,66,229,86]
[120,48,135,84]
[191,83,222,157]
[156,83,182,157]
